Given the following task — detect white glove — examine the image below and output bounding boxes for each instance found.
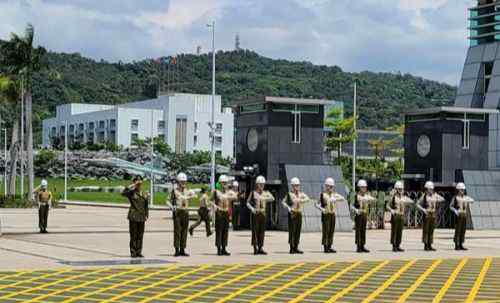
[287,206,292,213]
[251,208,256,214]
[390,209,395,215]
[453,209,459,216]
[321,208,327,214]
[354,209,360,215]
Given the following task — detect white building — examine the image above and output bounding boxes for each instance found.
[42,93,234,158]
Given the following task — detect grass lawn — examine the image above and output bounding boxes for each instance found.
[1,177,205,206]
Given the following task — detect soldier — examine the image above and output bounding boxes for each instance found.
[450,182,474,251]
[167,173,195,257]
[212,175,237,256]
[247,176,275,255]
[231,181,242,230]
[351,179,376,253]
[122,176,149,258]
[315,178,346,253]
[417,181,445,251]
[282,177,311,254]
[189,187,213,237]
[386,181,413,252]
[33,179,53,234]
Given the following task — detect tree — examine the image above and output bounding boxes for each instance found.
[324,107,356,165]
[0,75,21,196]
[0,24,47,199]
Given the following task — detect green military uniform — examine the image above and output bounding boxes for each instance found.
[247,190,275,254]
[189,193,212,237]
[318,191,344,253]
[352,192,375,252]
[231,191,242,230]
[36,189,52,233]
[171,187,194,256]
[418,192,444,251]
[283,191,309,254]
[450,194,473,250]
[214,189,236,255]
[387,193,412,251]
[122,186,149,258]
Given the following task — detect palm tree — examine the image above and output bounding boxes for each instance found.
[0,75,21,196]
[0,24,47,199]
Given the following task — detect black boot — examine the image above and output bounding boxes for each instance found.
[397,247,405,252]
[324,245,329,253]
[392,246,398,252]
[330,246,337,253]
[461,244,468,251]
[217,246,222,256]
[258,247,267,255]
[455,244,460,251]
[357,246,363,253]
[253,246,258,255]
[295,246,303,254]
[180,249,189,257]
[362,246,370,253]
[290,246,295,254]
[424,244,429,251]
[428,245,436,251]
[222,247,231,256]
[174,248,181,257]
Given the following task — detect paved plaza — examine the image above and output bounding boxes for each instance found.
[0,206,499,302]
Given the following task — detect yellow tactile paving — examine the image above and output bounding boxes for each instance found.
[0,257,497,303]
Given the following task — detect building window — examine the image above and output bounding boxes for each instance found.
[175,117,187,153]
[194,135,198,146]
[484,62,494,95]
[78,123,84,131]
[110,119,116,129]
[131,119,139,131]
[292,106,301,144]
[131,133,139,145]
[89,122,95,130]
[158,120,165,130]
[51,127,56,136]
[215,123,223,135]
[463,119,471,150]
[194,122,198,133]
[99,120,105,129]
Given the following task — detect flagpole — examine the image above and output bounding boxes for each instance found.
[150,109,154,207]
[352,81,357,194]
[208,21,216,191]
[64,120,68,203]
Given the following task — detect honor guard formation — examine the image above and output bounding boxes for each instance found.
[44,171,473,259]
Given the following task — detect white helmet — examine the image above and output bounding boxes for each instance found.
[177,172,187,182]
[256,176,266,184]
[232,181,239,188]
[290,177,300,185]
[424,181,434,190]
[325,178,335,187]
[41,179,48,188]
[218,175,228,183]
[357,179,367,188]
[394,181,404,190]
[456,182,466,190]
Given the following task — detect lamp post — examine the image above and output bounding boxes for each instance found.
[207,21,216,190]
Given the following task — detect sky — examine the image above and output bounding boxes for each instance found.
[0,0,477,85]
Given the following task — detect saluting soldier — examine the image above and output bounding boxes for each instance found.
[230,181,242,230]
[212,175,237,256]
[386,181,413,252]
[33,179,53,234]
[189,187,213,237]
[122,176,149,258]
[417,181,445,251]
[351,179,376,253]
[167,173,195,257]
[282,177,311,254]
[450,182,474,251]
[247,175,275,255]
[315,178,346,253]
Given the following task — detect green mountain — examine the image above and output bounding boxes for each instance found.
[1,48,456,144]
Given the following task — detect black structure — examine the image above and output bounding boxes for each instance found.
[234,96,328,181]
[233,96,352,232]
[404,107,497,187]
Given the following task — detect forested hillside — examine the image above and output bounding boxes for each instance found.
[0,47,457,143]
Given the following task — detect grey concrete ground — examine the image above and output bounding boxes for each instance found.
[0,205,499,271]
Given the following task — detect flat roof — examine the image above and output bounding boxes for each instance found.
[404,106,499,116]
[233,96,336,106]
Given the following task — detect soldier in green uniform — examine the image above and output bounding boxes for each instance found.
[315,178,346,253]
[281,177,311,254]
[351,179,376,253]
[247,176,275,255]
[212,175,237,256]
[386,181,413,252]
[167,172,195,257]
[122,176,149,258]
[450,182,474,251]
[189,187,213,237]
[230,181,242,230]
[33,179,52,234]
[417,181,445,251]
